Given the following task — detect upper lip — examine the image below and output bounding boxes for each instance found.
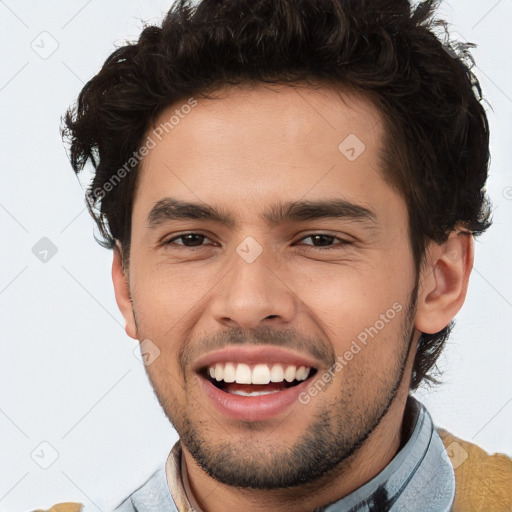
[192,346,322,373]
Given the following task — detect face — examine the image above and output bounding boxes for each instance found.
[119,83,420,489]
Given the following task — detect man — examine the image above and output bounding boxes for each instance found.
[55,0,511,510]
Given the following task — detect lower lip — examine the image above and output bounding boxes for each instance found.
[200,376,312,422]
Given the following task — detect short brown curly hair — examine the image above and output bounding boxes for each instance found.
[62,0,492,390]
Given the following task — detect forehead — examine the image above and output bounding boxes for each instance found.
[150,81,384,153]
[132,82,399,227]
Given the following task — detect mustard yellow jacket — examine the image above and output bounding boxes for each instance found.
[437,428,512,511]
[35,429,512,512]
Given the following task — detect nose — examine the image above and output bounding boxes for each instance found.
[209,242,298,330]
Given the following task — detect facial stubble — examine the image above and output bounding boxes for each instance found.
[133,286,418,490]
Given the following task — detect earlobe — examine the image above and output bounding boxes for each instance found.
[415,232,474,335]
[112,244,138,340]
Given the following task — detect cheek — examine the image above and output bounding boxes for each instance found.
[288,260,408,341]
[131,260,220,333]
[321,305,411,404]
[143,359,187,418]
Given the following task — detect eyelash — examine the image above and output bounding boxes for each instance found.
[163,232,351,250]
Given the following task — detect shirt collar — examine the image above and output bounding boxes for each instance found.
[165,396,455,512]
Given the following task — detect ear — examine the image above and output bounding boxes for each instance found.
[112,244,138,340]
[415,231,474,334]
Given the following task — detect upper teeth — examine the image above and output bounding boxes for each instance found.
[207,363,311,384]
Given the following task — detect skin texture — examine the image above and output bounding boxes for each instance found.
[112,83,474,512]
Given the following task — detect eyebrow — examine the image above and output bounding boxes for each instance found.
[147,197,378,230]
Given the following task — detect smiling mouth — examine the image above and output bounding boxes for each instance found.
[201,362,318,396]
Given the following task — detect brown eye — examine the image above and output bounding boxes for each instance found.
[300,234,350,250]
[165,233,212,247]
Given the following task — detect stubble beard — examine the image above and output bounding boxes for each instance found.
[135,289,418,490]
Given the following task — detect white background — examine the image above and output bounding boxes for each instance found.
[1,1,511,510]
